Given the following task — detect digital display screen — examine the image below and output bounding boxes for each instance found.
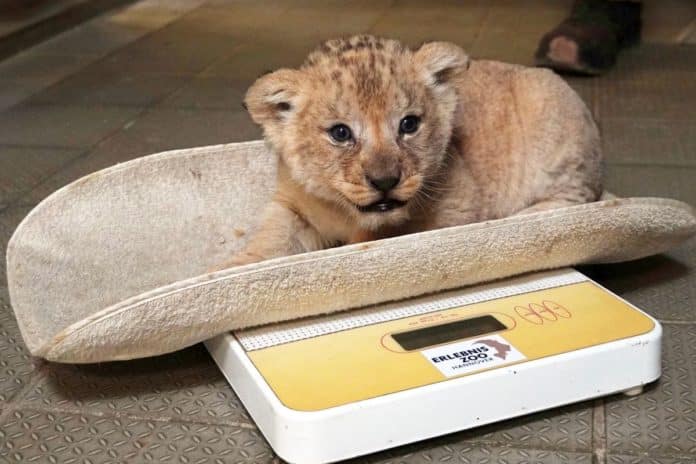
[391,315,507,351]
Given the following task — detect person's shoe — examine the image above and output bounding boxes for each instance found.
[535,0,642,75]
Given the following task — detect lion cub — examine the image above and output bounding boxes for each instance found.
[225,35,601,267]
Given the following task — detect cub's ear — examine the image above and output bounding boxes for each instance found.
[244,69,303,126]
[414,42,470,87]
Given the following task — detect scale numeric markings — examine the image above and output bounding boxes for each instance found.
[515,300,572,325]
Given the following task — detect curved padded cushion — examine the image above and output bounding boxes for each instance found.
[6,140,696,363]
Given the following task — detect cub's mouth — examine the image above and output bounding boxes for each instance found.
[357,198,407,213]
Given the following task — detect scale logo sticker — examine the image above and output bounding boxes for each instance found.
[421,334,526,378]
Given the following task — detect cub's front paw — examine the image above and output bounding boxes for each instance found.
[228,251,265,266]
[207,251,265,273]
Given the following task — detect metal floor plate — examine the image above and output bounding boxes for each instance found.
[606,324,696,458]
[0,410,274,463]
[0,287,36,409]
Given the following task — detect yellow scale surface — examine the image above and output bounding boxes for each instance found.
[246,282,654,411]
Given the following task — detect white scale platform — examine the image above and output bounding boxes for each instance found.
[206,268,662,464]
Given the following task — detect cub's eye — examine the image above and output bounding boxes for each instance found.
[328,124,353,143]
[399,115,420,135]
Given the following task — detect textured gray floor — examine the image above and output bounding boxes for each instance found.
[1,1,695,463]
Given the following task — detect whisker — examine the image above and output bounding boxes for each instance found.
[413,194,431,216]
[421,178,449,187]
[418,190,438,202]
[421,183,454,197]
[422,183,451,193]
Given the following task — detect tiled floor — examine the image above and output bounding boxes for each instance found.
[1,0,695,463]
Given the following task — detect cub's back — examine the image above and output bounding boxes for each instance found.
[449,61,601,219]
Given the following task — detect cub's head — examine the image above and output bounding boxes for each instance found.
[244,35,469,230]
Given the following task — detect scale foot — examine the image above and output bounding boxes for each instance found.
[622,386,643,397]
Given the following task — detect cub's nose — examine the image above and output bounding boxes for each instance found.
[367,175,400,193]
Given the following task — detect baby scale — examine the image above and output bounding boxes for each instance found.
[205,268,662,464]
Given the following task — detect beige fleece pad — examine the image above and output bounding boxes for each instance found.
[6,140,696,363]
